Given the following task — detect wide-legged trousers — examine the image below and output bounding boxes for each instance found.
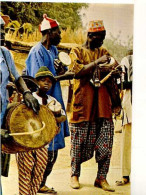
[70,119,114,179]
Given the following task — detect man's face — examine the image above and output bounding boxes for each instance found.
[87,31,106,49]
[0,24,5,46]
[50,26,61,46]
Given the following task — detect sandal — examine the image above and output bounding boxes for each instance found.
[38,185,57,194]
[116,177,130,186]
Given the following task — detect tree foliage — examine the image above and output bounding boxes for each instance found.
[1,2,88,30]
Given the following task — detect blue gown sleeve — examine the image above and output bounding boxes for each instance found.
[26,48,45,77]
[6,49,19,80]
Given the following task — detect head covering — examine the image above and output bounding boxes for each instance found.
[0,15,11,26]
[35,66,56,82]
[88,20,105,33]
[39,14,59,32]
[127,49,133,56]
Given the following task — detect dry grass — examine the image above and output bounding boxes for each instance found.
[61,27,86,44]
[5,27,86,44]
[6,29,42,43]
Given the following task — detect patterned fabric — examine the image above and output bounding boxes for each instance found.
[97,153,112,180]
[88,20,105,32]
[128,55,133,81]
[70,119,114,178]
[17,148,48,195]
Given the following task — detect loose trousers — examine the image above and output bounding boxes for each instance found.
[70,119,114,179]
[121,123,131,176]
[17,148,48,195]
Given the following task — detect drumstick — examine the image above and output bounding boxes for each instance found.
[9,121,45,136]
[100,65,121,84]
[100,71,114,84]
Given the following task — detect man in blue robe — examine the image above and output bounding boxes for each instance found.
[0,15,40,195]
[26,14,70,193]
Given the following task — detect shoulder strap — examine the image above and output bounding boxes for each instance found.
[1,47,15,82]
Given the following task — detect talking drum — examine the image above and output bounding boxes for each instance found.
[47,100,67,123]
[99,56,116,72]
[47,100,62,117]
[54,51,71,75]
[2,103,58,154]
[90,57,116,87]
[58,51,71,66]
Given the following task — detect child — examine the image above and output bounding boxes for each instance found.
[33,66,66,194]
[33,66,66,125]
[17,66,66,195]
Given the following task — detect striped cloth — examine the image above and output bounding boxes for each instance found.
[17,147,48,195]
[128,55,133,81]
[70,119,114,179]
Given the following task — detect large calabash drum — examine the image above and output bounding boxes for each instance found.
[2,103,58,154]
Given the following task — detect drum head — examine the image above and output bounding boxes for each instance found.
[59,52,71,66]
[99,57,115,69]
[6,103,58,149]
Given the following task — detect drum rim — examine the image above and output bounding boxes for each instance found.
[4,103,59,153]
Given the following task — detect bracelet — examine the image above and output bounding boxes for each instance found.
[23,90,31,96]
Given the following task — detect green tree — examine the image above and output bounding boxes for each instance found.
[1,2,88,30]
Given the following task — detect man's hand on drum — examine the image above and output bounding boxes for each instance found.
[15,76,40,114]
[95,55,111,65]
[54,59,66,75]
[23,91,40,114]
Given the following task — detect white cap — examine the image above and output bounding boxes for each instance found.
[39,14,59,32]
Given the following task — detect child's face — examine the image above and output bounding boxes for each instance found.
[38,77,53,92]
